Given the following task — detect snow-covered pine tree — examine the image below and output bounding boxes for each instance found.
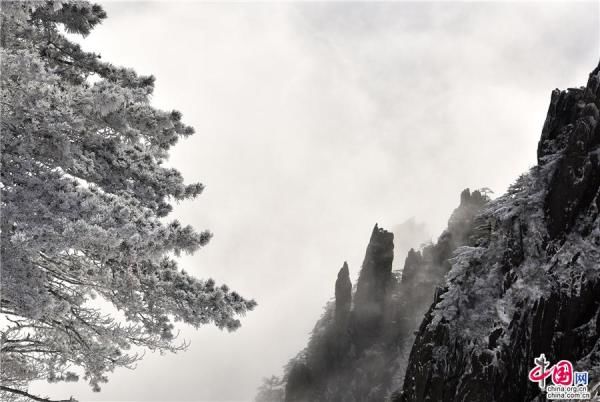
[0,2,256,401]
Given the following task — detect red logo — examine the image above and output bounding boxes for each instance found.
[528,354,573,390]
[552,360,573,386]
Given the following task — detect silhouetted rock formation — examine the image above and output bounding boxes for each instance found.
[398,248,422,289]
[353,224,394,347]
[279,190,487,402]
[334,262,352,328]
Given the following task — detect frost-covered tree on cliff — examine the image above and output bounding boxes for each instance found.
[0,2,256,401]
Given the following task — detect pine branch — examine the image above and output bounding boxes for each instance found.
[0,386,76,402]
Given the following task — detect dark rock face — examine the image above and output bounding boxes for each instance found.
[540,63,600,239]
[399,248,423,286]
[335,262,352,328]
[397,63,600,402]
[354,225,395,315]
[353,224,395,346]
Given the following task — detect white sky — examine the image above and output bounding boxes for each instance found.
[33,1,599,401]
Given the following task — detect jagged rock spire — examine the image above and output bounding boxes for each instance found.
[335,261,352,327]
[400,248,423,285]
[353,224,394,343]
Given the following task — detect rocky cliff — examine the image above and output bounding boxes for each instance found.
[395,62,600,402]
[257,62,600,402]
